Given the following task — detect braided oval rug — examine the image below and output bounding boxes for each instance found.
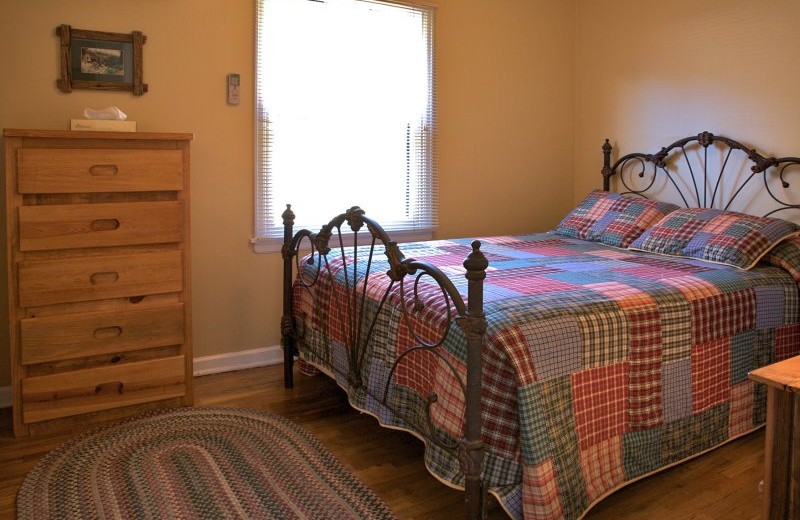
[17,407,396,520]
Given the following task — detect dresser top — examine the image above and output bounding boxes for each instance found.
[3,129,193,140]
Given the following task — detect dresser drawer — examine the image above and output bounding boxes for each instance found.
[20,303,184,364]
[21,355,186,424]
[18,250,183,307]
[17,148,184,193]
[19,201,183,251]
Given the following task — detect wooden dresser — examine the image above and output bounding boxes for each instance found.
[3,129,193,437]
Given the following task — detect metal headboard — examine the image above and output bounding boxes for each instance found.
[601,131,800,219]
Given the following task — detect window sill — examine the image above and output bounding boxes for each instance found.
[250,229,434,254]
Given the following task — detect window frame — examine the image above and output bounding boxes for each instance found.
[251,0,437,253]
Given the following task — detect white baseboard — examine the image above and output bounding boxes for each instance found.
[192,345,283,376]
[0,346,284,409]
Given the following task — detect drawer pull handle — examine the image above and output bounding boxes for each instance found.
[94,326,123,339]
[89,164,119,176]
[90,271,119,284]
[95,381,124,394]
[91,218,120,231]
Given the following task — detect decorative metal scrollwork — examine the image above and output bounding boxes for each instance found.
[602,131,800,219]
[281,207,488,483]
[345,205,365,232]
[697,130,713,148]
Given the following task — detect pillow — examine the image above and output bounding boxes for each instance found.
[628,207,800,269]
[552,190,680,248]
[760,235,800,283]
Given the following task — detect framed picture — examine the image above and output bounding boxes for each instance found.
[57,25,148,95]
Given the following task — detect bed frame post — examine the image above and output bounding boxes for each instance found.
[461,241,488,520]
[602,138,613,191]
[281,204,296,389]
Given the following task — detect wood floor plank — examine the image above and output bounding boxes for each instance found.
[0,364,767,519]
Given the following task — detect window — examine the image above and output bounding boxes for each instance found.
[253,0,436,252]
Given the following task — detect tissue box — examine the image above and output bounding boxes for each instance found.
[70,119,137,132]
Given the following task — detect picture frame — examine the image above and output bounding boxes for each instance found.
[57,25,148,95]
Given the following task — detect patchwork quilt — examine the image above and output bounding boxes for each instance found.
[291,233,800,520]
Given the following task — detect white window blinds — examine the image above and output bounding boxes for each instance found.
[253,0,437,252]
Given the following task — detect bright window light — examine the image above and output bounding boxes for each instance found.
[253,0,436,251]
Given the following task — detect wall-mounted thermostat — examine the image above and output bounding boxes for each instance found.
[227,73,240,105]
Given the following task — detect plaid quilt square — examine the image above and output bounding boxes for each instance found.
[521,244,586,257]
[580,436,625,503]
[331,339,350,382]
[694,267,761,294]
[729,381,755,437]
[730,331,755,385]
[587,247,636,260]
[323,273,356,346]
[613,263,695,281]
[631,255,720,274]
[520,316,582,382]
[492,275,577,295]
[585,281,655,309]
[662,274,722,301]
[365,357,397,424]
[776,324,800,361]
[622,428,662,479]
[624,304,663,430]
[690,289,755,344]
[390,282,452,374]
[522,458,563,519]
[754,329,775,369]
[629,208,800,269]
[541,376,588,518]
[577,303,629,367]
[754,286,787,329]
[661,358,692,423]
[517,383,551,464]
[572,363,627,449]
[482,329,523,460]
[395,324,437,397]
[484,282,527,302]
[652,296,693,362]
[661,405,728,464]
[430,353,467,438]
[691,339,731,413]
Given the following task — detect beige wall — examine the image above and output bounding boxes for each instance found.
[436,0,575,238]
[0,0,575,387]
[5,0,798,391]
[574,0,800,200]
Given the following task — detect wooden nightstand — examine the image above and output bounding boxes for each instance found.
[748,355,800,520]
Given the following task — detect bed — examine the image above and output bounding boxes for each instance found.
[280,131,800,520]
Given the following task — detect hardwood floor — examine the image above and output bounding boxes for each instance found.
[0,364,766,519]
